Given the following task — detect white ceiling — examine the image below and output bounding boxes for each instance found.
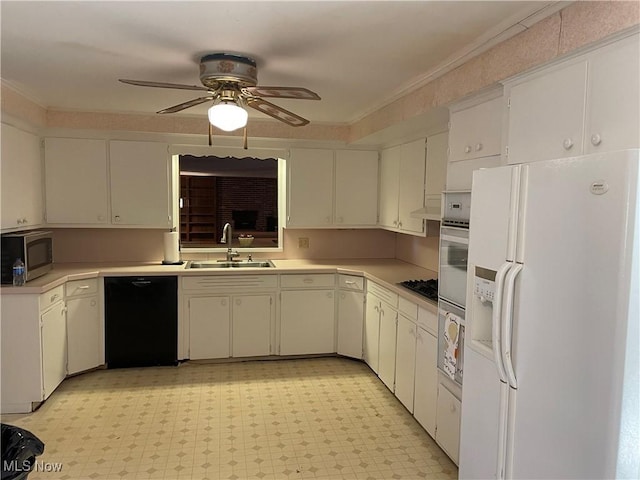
[1,1,563,127]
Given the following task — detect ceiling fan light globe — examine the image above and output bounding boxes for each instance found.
[208,102,248,132]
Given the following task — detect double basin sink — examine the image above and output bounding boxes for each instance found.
[186,260,275,269]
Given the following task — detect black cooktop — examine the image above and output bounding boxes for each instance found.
[399,279,438,302]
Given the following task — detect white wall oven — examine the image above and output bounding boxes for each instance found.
[437,191,471,385]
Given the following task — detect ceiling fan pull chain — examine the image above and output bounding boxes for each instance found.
[243,126,248,150]
[208,122,213,146]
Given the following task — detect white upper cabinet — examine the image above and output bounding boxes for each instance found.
[379,139,427,235]
[1,123,44,231]
[109,140,172,227]
[287,148,378,228]
[423,131,448,220]
[44,138,109,224]
[504,33,639,164]
[287,148,334,227]
[448,95,502,162]
[334,150,378,226]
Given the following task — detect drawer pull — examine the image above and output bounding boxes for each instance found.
[303,278,314,284]
[50,294,60,302]
[90,300,97,307]
[345,280,356,285]
[78,285,91,290]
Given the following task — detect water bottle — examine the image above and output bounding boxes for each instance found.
[12,258,25,286]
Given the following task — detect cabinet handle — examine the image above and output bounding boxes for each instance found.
[337,217,344,223]
[475,143,483,152]
[50,294,60,302]
[590,133,602,146]
[409,328,415,337]
[221,299,227,306]
[303,278,314,284]
[78,285,91,290]
[90,300,97,307]
[450,401,457,413]
[325,216,331,223]
[235,298,242,306]
[562,138,574,150]
[327,292,333,299]
[340,292,345,300]
[98,214,105,221]
[345,280,356,285]
[398,221,403,228]
[374,305,380,312]
[114,215,121,222]
[464,145,472,154]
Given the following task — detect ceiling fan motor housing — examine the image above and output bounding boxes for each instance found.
[199,53,258,89]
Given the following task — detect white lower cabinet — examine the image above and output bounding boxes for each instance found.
[188,296,231,360]
[66,278,102,374]
[232,294,274,357]
[414,325,438,436]
[394,314,417,412]
[436,377,462,465]
[365,281,399,389]
[337,274,365,359]
[183,275,278,360]
[1,285,69,413]
[280,289,335,355]
[41,300,68,399]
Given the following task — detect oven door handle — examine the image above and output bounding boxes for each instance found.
[440,234,469,245]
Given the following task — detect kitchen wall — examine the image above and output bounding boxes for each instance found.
[51,227,399,264]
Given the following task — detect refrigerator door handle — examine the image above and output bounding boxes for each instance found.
[502,262,523,388]
[492,261,512,382]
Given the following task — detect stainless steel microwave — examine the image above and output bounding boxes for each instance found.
[1,230,53,284]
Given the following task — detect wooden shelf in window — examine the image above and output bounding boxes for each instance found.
[180,175,217,243]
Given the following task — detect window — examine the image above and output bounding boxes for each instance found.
[175,148,286,252]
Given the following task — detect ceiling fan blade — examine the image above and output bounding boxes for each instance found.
[157,96,213,114]
[246,98,310,127]
[119,79,209,92]
[244,86,320,100]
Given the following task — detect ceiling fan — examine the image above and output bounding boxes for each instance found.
[119,53,321,147]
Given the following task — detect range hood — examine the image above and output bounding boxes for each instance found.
[410,194,441,221]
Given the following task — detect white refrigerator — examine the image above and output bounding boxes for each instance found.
[458,149,639,479]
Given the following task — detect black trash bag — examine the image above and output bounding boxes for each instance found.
[1,424,45,480]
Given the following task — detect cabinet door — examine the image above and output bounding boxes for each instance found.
[398,139,426,234]
[188,296,230,359]
[1,124,43,230]
[436,383,462,465]
[337,290,364,359]
[378,301,397,391]
[586,35,640,153]
[41,302,67,399]
[280,289,335,355]
[378,146,400,229]
[414,327,438,437]
[506,61,587,164]
[287,149,334,227]
[66,295,102,374]
[334,150,378,226]
[394,315,417,413]
[44,138,109,224]
[232,294,272,357]
[449,97,502,162]
[109,141,171,226]
[364,294,380,373]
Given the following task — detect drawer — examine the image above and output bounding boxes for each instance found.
[40,285,65,311]
[367,281,398,308]
[338,274,364,291]
[65,278,99,298]
[398,297,418,320]
[418,306,438,336]
[182,275,278,291]
[280,274,336,289]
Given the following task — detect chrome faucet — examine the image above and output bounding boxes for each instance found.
[221,222,239,261]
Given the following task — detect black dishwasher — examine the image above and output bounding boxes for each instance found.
[105,276,178,368]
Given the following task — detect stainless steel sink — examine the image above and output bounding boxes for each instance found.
[186,260,275,269]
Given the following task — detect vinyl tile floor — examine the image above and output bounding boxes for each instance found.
[2,357,458,480]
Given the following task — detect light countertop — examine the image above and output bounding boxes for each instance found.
[0,258,438,311]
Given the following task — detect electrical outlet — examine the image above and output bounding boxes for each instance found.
[298,237,310,249]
